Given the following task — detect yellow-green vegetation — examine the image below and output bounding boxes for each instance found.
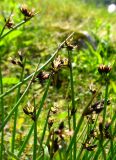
[0,0,116,160]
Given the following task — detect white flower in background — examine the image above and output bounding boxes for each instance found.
[108,4,116,13]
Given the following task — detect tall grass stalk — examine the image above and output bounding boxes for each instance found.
[11,60,25,153]
[68,105,72,160]
[100,75,109,160]
[0,57,4,160]
[33,97,37,160]
[17,78,51,157]
[103,76,109,126]
[68,50,76,159]
[38,108,51,156]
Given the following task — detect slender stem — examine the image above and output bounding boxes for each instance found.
[33,97,37,160]
[68,105,72,160]
[68,50,76,159]
[0,32,74,99]
[0,57,4,160]
[0,25,6,38]
[103,77,109,126]
[11,60,25,153]
[101,76,109,160]
[38,108,51,155]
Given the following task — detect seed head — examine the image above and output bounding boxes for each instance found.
[98,64,111,74]
[52,56,69,72]
[20,4,34,18]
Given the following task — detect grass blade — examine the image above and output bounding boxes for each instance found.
[33,97,37,160]
[68,50,76,159]
[11,60,25,153]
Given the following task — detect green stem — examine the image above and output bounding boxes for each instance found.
[0,25,6,38]
[68,50,76,159]
[11,60,25,153]
[103,77,109,126]
[0,57,4,160]
[38,108,51,156]
[101,77,109,160]
[68,105,72,160]
[33,97,37,160]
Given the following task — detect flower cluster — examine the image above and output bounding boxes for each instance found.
[98,64,111,74]
[20,4,35,18]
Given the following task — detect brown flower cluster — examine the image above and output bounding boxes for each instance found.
[98,64,111,74]
[20,4,35,18]
[52,56,69,72]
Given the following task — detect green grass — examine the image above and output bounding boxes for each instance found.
[0,0,116,159]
